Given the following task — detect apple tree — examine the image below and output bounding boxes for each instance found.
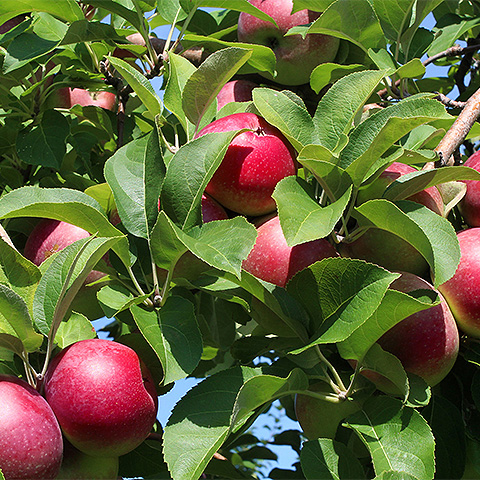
[2,0,480,478]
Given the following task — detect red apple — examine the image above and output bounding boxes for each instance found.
[56,440,119,479]
[216,79,258,110]
[359,272,459,388]
[44,339,158,458]
[200,193,229,222]
[242,214,339,287]
[438,227,480,338]
[459,150,480,227]
[0,375,63,480]
[195,112,297,216]
[53,88,116,111]
[23,219,106,285]
[237,0,340,85]
[113,33,168,59]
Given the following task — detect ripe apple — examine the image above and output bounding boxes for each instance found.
[438,227,480,338]
[56,440,119,480]
[195,112,297,216]
[0,375,63,480]
[216,79,258,110]
[23,219,106,285]
[52,88,116,111]
[295,382,362,440]
[242,214,339,287]
[358,272,459,388]
[237,0,340,85]
[458,150,480,227]
[200,192,229,222]
[44,339,158,458]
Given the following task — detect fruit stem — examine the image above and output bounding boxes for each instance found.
[314,345,347,392]
[128,266,153,308]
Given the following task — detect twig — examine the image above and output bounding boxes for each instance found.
[423,43,480,67]
[434,92,467,110]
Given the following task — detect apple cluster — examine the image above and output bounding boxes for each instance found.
[0,339,157,479]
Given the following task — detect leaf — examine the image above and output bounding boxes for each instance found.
[314,70,388,152]
[0,0,84,25]
[109,56,162,118]
[130,296,202,384]
[33,236,121,336]
[0,334,24,356]
[0,285,43,353]
[161,130,242,230]
[61,19,124,45]
[374,472,420,480]
[104,131,164,239]
[81,0,147,31]
[300,439,366,480]
[352,199,460,286]
[252,88,315,151]
[0,186,131,266]
[182,47,252,128]
[337,289,440,362]
[54,311,95,348]
[16,110,70,169]
[310,63,366,94]
[273,176,352,246]
[346,396,435,480]
[287,257,399,349]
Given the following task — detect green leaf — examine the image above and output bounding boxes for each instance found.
[182,47,252,128]
[252,88,315,151]
[130,296,202,384]
[109,56,162,118]
[314,70,388,152]
[164,52,197,135]
[374,471,419,480]
[33,236,121,336]
[104,131,164,239]
[352,199,460,286]
[0,334,24,356]
[54,311,96,348]
[338,288,439,361]
[16,110,70,169]
[0,186,131,266]
[396,58,425,79]
[0,0,84,25]
[181,0,276,22]
[273,176,352,246]
[0,285,43,353]
[61,19,124,45]
[82,0,147,31]
[300,0,385,52]
[161,130,242,230]
[287,257,399,349]
[346,396,435,480]
[300,439,366,480]
[97,284,150,318]
[310,63,366,94]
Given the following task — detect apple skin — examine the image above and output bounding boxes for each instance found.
[0,375,63,480]
[242,214,339,288]
[237,0,340,85]
[361,272,459,388]
[113,33,168,59]
[200,192,229,223]
[438,227,480,338]
[216,79,258,110]
[23,219,106,285]
[459,150,480,227]
[295,383,362,440]
[358,162,444,216]
[195,112,297,216]
[56,440,119,480]
[53,88,116,111]
[44,339,158,458]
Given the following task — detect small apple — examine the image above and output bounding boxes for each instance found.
[216,79,258,110]
[459,150,480,227]
[359,272,459,388]
[52,88,116,111]
[56,440,119,480]
[44,339,158,458]
[237,0,340,85]
[242,214,339,287]
[438,227,480,338]
[113,33,168,60]
[0,375,63,480]
[195,112,297,216]
[23,219,106,285]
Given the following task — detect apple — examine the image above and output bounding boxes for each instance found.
[359,272,459,388]
[295,382,362,440]
[242,214,339,287]
[52,88,116,111]
[216,79,258,110]
[113,33,168,59]
[56,440,119,480]
[0,375,63,480]
[43,339,158,458]
[195,112,297,216]
[438,227,480,338]
[23,219,106,285]
[200,192,229,222]
[458,150,480,227]
[237,0,340,85]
